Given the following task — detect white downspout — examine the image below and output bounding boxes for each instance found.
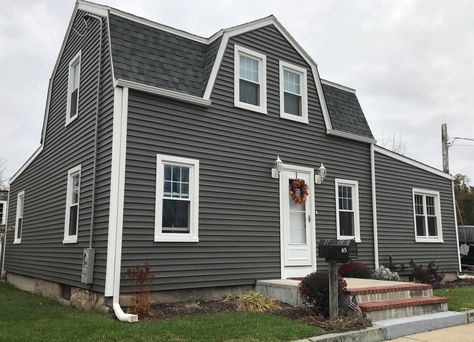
[370,144,379,269]
[113,87,137,322]
[106,87,137,322]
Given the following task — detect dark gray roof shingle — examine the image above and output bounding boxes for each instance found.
[322,81,374,139]
[109,14,219,97]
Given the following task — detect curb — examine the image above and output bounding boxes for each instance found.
[293,310,474,342]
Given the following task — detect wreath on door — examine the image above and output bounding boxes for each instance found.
[289,178,309,204]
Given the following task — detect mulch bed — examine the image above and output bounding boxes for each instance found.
[437,278,474,289]
[146,300,371,333]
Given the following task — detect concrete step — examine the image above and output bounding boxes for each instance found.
[348,283,433,304]
[360,296,448,321]
[256,279,302,306]
[376,311,468,339]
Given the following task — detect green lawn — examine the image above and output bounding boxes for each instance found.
[0,283,322,342]
[434,286,474,311]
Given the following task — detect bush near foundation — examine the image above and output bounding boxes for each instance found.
[338,261,372,279]
[299,272,348,317]
[409,259,444,287]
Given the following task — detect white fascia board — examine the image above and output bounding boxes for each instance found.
[374,145,453,180]
[321,79,356,93]
[327,129,376,144]
[77,0,108,16]
[116,79,212,107]
[9,146,44,183]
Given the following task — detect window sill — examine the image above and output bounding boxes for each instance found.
[415,237,444,243]
[65,114,78,127]
[154,234,199,243]
[338,235,361,243]
[234,101,267,115]
[63,237,78,244]
[280,112,309,124]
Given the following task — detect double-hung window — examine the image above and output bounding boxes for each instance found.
[234,45,267,114]
[413,189,443,242]
[0,200,6,225]
[14,191,25,244]
[66,51,81,126]
[335,179,360,242]
[279,61,308,123]
[64,165,81,244]
[155,154,199,242]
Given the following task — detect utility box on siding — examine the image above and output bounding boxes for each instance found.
[81,248,95,284]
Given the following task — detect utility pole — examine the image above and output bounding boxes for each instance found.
[441,123,449,173]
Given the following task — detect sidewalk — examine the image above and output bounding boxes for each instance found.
[389,323,474,341]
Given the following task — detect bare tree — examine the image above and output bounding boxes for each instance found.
[380,133,408,155]
[0,159,8,190]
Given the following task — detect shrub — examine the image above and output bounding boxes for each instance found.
[127,263,154,317]
[409,259,444,287]
[373,265,400,281]
[299,272,348,317]
[224,291,280,312]
[338,261,372,279]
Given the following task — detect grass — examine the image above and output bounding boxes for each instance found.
[0,283,322,342]
[434,286,474,311]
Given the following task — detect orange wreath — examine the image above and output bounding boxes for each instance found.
[289,178,309,204]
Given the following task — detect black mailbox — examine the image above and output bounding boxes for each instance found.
[318,239,358,262]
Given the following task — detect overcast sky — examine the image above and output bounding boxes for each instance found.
[1,0,473,181]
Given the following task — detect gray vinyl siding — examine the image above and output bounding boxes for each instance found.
[121,24,374,292]
[375,152,459,272]
[5,10,114,292]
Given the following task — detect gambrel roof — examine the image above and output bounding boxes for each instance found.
[80,0,375,143]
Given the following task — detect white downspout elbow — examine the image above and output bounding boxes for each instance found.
[113,302,138,322]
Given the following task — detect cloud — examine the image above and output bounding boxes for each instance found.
[1,0,473,180]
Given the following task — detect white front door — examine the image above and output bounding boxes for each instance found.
[280,165,316,278]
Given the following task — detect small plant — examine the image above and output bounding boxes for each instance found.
[373,265,400,281]
[127,262,155,317]
[224,290,280,312]
[409,259,444,287]
[338,261,372,279]
[299,272,348,317]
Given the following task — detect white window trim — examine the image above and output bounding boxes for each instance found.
[65,50,81,126]
[234,44,267,114]
[63,165,81,244]
[155,154,199,242]
[0,200,6,225]
[279,60,308,124]
[412,188,443,243]
[14,191,25,244]
[335,179,361,242]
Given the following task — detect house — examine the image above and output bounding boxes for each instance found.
[4,1,460,321]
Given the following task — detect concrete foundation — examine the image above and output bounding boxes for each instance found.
[120,284,253,306]
[6,272,109,313]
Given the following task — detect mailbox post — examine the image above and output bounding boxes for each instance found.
[318,239,358,318]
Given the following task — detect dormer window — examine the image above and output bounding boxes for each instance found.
[66,51,81,126]
[279,61,308,123]
[234,45,267,114]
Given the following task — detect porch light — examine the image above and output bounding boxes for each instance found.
[315,163,327,184]
[271,155,283,178]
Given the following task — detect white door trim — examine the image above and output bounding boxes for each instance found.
[279,163,316,279]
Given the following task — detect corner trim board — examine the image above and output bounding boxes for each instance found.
[370,144,379,268]
[104,86,129,296]
[452,181,462,272]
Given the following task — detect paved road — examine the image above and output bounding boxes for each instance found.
[390,323,474,341]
